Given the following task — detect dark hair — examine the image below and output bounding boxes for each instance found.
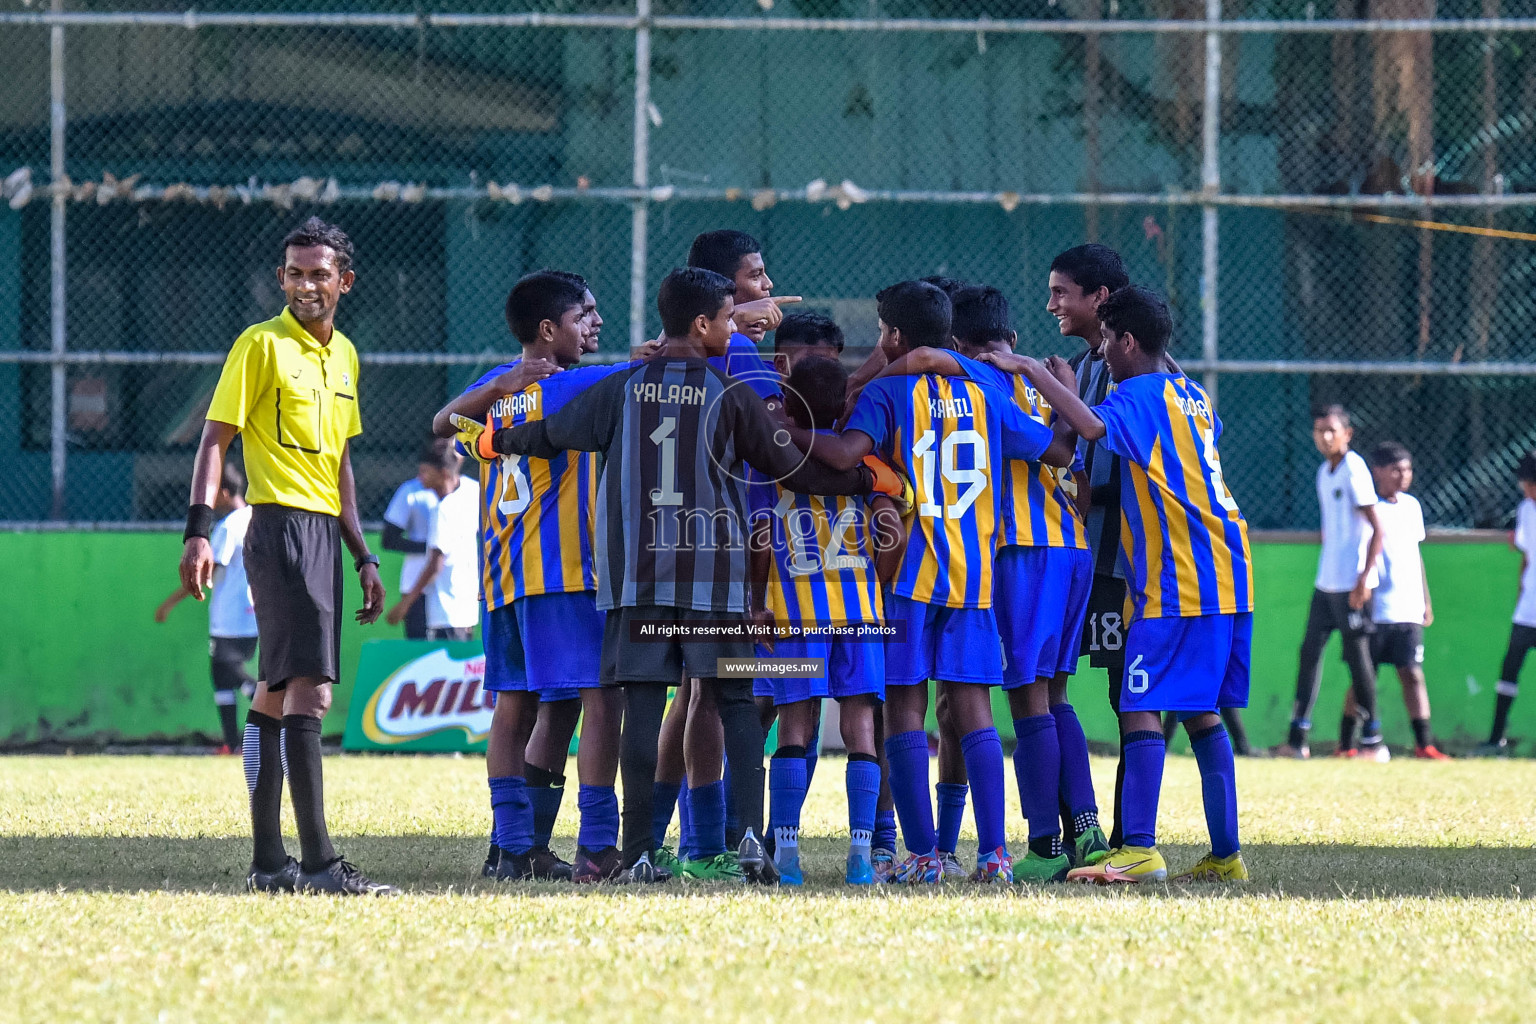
[775,311,844,354]
[1313,404,1352,428]
[1369,441,1412,468]
[219,461,245,496]
[658,266,735,337]
[876,280,952,350]
[687,230,761,280]
[417,436,461,472]
[920,275,967,299]
[1049,243,1128,296]
[504,271,588,346]
[1098,285,1172,357]
[282,216,354,273]
[951,285,1013,350]
[784,356,849,432]
[1518,450,1536,483]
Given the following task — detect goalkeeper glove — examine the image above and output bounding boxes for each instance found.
[862,454,913,516]
[450,413,499,465]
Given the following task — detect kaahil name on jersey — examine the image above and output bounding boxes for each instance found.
[632,380,708,406]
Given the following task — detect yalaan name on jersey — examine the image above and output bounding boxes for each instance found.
[928,395,974,418]
[633,381,708,405]
[490,390,539,419]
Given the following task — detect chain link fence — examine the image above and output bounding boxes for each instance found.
[1,0,1534,529]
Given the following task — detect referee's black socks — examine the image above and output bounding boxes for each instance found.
[282,714,339,873]
[244,711,288,872]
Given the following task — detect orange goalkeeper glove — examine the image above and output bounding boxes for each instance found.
[862,454,913,516]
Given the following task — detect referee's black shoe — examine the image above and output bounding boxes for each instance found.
[246,856,300,893]
[296,858,399,896]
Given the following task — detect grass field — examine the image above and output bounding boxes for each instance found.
[2,753,1535,1023]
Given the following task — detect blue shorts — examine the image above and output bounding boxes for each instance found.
[482,591,604,701]
[1120,612,1252,714]
[752,642,775,699]
[995,545,1093,689]
[885,594,1003,687]
[768,635,886,705]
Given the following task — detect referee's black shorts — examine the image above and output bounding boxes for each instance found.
[245,504,343,690]
[601,605,754,685]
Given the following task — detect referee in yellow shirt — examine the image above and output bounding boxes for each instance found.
[178,217,392,896]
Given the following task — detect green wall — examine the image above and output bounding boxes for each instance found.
[0,533,1529,751]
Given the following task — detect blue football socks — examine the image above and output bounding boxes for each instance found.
[576,784,620,851]
[722,760,739,841]
[488,775,533,856]
[846,755,880,856]
[960,727,1008,855]
[1051,702,1099,821]
[1120,730,1167,849]
[1189,723,1240,858]
[873,809,898,853]
[526,772,564,850]
[678,780,697,859]
[935,782,968,855]
[885,730,937,855]
[1013,714,1063,857]
[690,780,728,859]
[651,780,681,850]
[769,748,809,860]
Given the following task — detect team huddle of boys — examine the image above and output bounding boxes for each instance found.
[438,230,1255,888]
[184,216,1536,898]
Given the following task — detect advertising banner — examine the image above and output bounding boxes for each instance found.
[342,639,493,752]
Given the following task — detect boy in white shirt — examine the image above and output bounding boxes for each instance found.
[381,441,445,640]
[1277,406,1387,760]
[155,463,257,753]
[1336,443,1447,759]
[385,440,480,641]
[1475,450,1536,756]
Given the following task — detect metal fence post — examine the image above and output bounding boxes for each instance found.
[48,0,67,519]
[629,0,651,352]
[1200,0,1221,409]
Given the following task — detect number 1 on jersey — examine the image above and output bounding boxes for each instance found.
[650,417,684,506]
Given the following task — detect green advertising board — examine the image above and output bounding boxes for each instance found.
[341,639,493,752]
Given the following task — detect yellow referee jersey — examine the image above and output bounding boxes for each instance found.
[207,307,362,516]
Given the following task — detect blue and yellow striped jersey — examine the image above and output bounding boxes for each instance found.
[463,361,628,609]
[1094,373,1254,620]
[845,371,1055,608]
[960,356,1088,550]
[755,481,885,628]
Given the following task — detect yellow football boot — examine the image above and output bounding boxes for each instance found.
[1065,845,1168,884]
[1171,851,1249,883]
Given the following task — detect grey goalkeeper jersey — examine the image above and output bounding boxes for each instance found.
[496,357,870,613]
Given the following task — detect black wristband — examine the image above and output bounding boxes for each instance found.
[859,464,876,494]
[355,553,381,573]
[183,504,215,543]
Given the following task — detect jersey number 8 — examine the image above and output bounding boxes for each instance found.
[498,455,532,517]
